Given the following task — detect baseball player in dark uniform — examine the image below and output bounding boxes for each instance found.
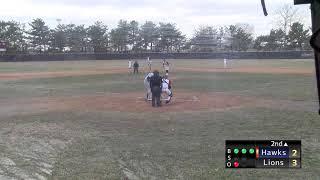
[133,61,139,74]
[149,70,162,107]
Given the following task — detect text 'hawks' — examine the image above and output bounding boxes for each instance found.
[261,149,287,156]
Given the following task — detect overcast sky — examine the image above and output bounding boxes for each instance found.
[0,0,311,37]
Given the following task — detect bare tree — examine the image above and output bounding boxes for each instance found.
[274,4,300,34]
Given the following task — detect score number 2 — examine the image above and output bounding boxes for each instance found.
[292,149,298,157]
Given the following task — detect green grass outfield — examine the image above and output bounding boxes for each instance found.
[0,59,319,179]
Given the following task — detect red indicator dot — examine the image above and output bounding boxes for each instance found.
[234,161,239,168]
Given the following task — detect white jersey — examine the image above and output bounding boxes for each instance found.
[162,79,170,90]
[162,78,173,103]
[144,72,154,82]
[147,57,152,64]
[164,64,170,71]
[128,60,132,68]
[144,72,154,101]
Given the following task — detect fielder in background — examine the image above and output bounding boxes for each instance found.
[162,73,173,104]
[144,72,154,101]
[128,59,132,72]
[147,57,152,72]
[224,58,228,69]
[133,61,139,74]
[164,61,170,73]
[149,70,162,107]
[162,58,166,69]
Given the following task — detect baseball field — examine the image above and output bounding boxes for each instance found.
[0,59,319,179]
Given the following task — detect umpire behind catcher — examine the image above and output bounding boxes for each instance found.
[149,70,162,107]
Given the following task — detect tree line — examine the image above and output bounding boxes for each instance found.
[0,18,311,54]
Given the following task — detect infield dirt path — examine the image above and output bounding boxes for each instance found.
[0,65,313,81]
[176,67,313,75]
[0,68,128,81]
[1,90,315,116]
[0,91,260,116]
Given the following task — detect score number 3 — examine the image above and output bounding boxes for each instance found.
[291,159,297,167]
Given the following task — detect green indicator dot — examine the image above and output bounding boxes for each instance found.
[249,148,255,154]
[234,148,239,154]
[242,148,247,154]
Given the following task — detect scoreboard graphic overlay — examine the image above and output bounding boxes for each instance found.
[225,140,301,168]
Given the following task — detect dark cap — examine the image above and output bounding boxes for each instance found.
[153,70,159,76]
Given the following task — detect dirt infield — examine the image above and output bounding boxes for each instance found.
[0,91,260,116]
[0,60,313,114]
[0,68,127,80]
[2,91,314,117]
[177,67,313,75]
[0,65,313,81]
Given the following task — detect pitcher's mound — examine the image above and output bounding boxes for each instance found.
[1,91,258,114]
[64,91,258,112]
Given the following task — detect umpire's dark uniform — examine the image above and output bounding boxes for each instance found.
[133,61,139,74]
[149,71,162,107]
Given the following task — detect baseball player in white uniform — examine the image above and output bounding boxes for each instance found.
[164,61,170,73]
[162,74,173,104]
[128,59,132,69]
[144,72,154,101]
[128,59,132,73]
[147,57,152,72]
